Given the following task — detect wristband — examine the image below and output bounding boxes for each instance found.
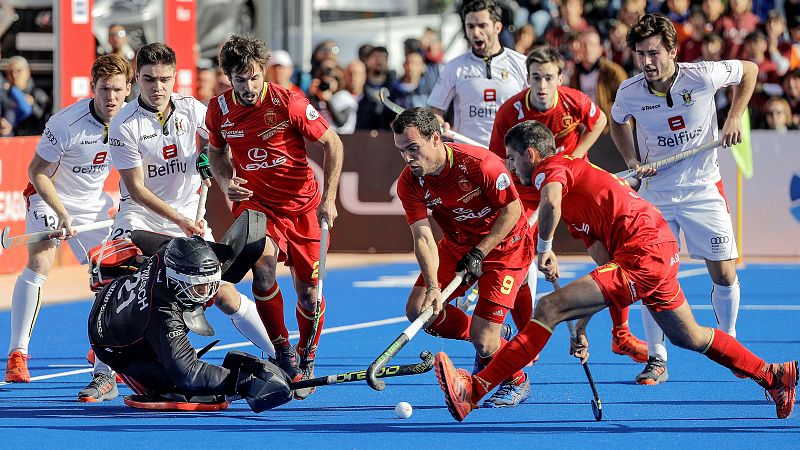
[537,237,553,253]
[426,286,441,294]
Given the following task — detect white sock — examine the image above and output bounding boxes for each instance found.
[229,294,276,358]
[641,306,667,361]
[711,277,740,337]
[8,268,46,356]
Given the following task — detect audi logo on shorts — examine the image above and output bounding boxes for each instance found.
[710,236,730,245]
[248,147,269,161]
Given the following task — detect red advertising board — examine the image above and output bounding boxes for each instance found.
[54,0,95,109]
[163,0,197,97]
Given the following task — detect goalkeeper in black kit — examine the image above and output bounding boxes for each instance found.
[88,235,293,412]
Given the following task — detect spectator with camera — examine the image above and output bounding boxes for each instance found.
[6,56,50,136]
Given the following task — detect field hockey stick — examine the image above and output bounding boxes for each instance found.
[553,280,602,421]
[302,218,329,366]
[1,219,114,250]
[366,271,465,391]
[292,351,434,390]
[195,152,212,225]
[615,139,722,180]
[377,88,488,149]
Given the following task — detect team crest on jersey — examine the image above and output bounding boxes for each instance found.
[679,89,695,106]
[175,118,186,136]
[501,69,508,80]
[264,109,277,126]
[561,114,573,128]
[458,177,473,191]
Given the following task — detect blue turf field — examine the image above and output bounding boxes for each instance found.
[1,261,799,449]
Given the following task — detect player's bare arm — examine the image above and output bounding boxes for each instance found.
[572,110,607,159]
[118,166,203,236]
[721,60,758,148]
[28,154,75,237]
[536,181,563,281]
[316,128,344,228]
[474,198,522,256]
[207,142,252,202]
[610,118,656,178]
[409,219,443,316]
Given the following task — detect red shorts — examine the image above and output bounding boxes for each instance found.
[234,202,325,285]
[590,241,686,313]
[414,235,531,309]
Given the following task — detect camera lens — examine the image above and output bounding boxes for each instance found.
[319,81,330,92]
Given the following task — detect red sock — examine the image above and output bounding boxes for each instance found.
[426,304,472,341]
[608,304,629,329]
[472,320,552,401]
[704,329,773,386]
[480,338,526,385]
[296,297,326,359]
[253,284,290,348]
[510,285,533,331]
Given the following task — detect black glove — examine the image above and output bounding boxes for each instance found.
[196,152,212,180]
[455,247,485,285]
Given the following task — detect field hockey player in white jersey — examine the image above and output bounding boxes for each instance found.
[427,0,528,148]
[609,13,758,385]
[107,42,276,389]
[5,55,132,397]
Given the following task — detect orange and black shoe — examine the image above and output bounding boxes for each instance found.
[77,372,119,402]
[635,356,668,385]
[294,353,316,400]
[5,351,30,383]
[611,326,648,363]
[434,352,476,422]
[764,361,798,419]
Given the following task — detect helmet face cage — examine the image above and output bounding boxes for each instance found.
[165,266,221,307]
[163,237,222,308]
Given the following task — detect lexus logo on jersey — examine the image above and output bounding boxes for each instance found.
[248,147,269,161]
[162,144,178,159]
[92,152,107,164]
[668,116,686,131]
[483,89,496,102]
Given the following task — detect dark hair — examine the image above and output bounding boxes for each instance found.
[92,54,134,86]
[390,107,440,139]
[525,46,564,74]
[219,34,270,78]
[743,30,767,45]
[461,0,502,23]
[504,120,557,159]
[702,32,723,45]
[627,13,678,52]
[135,42,176,73]
[367,46,389,58]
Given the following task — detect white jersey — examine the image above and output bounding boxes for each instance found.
[611,60,743,191]
[428,48,528,146]
[108,93,208,207]
[29,98,114,204]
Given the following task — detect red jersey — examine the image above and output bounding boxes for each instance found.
[397,143,528,253]
[205,83,329,215]
[533,155,675,255]
[490,85,601,214]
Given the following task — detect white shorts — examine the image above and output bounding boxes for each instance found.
[25,193,114,264]
[111,198,214,241]
[640,181,738,261]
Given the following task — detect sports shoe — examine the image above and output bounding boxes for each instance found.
[86,348,123,383]
[635,356,669,385]
[294,356,316,400]
[78,372,119,402]
[611,326,648,363]
[481,373,531,408]
[5,351,30,383]
[269,345,303,382]
[434,352,476,422]
[764,361,798,419]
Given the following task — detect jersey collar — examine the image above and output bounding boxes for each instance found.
[231,83,268,107]
[524,87,559,112]
[471,46,504,62]
[88,99,110,143]
[429,144,455,177]
[645,63,681,107]
[137,96,175,135]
